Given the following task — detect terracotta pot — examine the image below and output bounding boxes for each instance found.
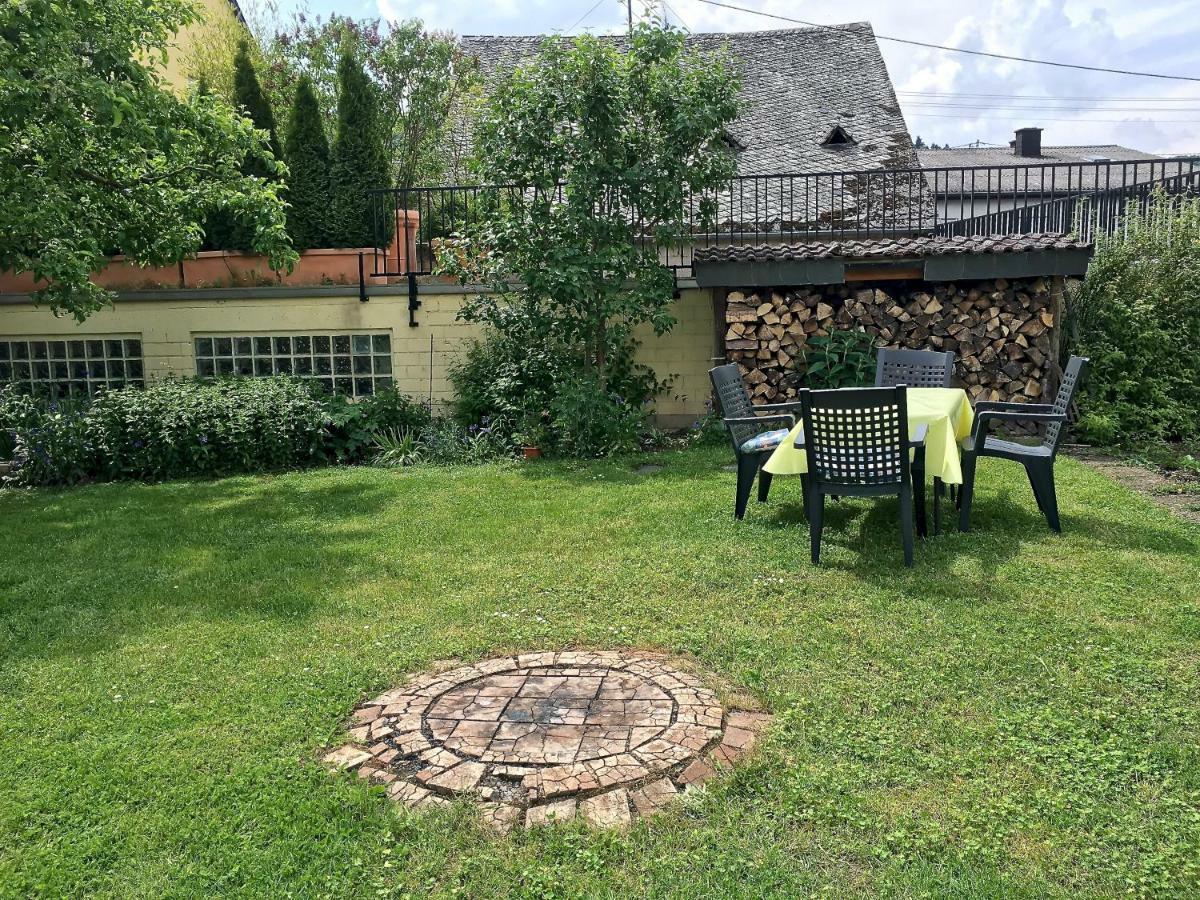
[522,446,543,460]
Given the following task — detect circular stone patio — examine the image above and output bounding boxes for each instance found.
[321,651,771,832]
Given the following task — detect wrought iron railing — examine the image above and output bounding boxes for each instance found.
[369,157,1200,279]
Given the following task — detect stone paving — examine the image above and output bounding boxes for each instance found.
[322,651,772,833]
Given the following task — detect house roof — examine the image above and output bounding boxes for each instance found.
[692,233,1091,265]
[917,145,1179,194]
[457,24,921,178]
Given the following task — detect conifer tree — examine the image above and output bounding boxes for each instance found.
[329,49,391,248]
[283,76,331,251]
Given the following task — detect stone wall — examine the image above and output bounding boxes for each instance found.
[723,276,1070,404]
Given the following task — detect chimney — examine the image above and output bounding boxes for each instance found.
[1013,127,1043,158]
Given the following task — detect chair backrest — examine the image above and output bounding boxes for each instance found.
[875,348,955,388]
[709,364,760,451]
[799,386,912,488]
[1044,356,1090,452]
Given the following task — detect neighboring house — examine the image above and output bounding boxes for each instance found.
[918,128,1168,225]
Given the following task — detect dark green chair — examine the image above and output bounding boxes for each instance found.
[958,356,1090,533]
[798,385,926,567]
[875,347,956,533]
[874,348,956,389]
[709,364,800,520]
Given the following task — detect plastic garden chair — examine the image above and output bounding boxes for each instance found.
[709,364,800,520]
[798,385,926,567]
[958,356,1090,533]
[875,348,956,533]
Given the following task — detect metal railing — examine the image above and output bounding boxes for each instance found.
[368,157,1200,279]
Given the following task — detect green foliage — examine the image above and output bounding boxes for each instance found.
[439,20,738,456]
[0,0,296,320]
[319,387,431,462]
[205,40,284,251]
[283,76,332,251]
[1071,191,1200,443]
[448,323,662,456]
[370,427,423,467]
[799,329,878,388]
[328,49,391,248]
[548,371,650,458]
[1,380,432,485]
[257,14,477,189]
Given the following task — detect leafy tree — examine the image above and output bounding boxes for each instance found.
[0,0,295,321]
[442,22,739,396]
[328,50,391,249]
[257,15,478,189]
[283,76,332,251]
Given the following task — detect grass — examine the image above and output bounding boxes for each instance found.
[1,446,1199,898]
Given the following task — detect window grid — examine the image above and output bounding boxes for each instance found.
[193,332,393,398]
[0,337,144,398]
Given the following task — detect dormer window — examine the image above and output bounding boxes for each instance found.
[821,125,856,147]
[720,130,746,153]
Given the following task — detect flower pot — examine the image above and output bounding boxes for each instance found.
[522,446,542,460]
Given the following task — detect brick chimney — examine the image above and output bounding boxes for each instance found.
[1013,127,1043,158]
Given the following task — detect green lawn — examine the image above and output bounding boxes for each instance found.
[2,447,1199,898]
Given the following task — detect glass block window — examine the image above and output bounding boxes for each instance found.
[193,332,393,397]
[0,336,144,397]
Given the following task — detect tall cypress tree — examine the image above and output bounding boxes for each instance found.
[207,41,282,251]
[283,76,331,252]
[329,49,391,248]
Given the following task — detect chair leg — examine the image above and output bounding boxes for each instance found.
[958,453,978,532]
[899,485,915,567]
[734,456,758,520]
[933,477,943,536]
[1025,465,1046,514]
[1030,462,1061,533]
[800,474,811,523]
[757,469,773,504]
[808,490,824,565]
[914,457,927,540]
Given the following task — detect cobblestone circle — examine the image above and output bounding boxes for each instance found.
[322,651,771,832]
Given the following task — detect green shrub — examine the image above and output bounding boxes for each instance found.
[329,49,391,248]
[548,371,649,458]
[798,328,877,389]
[1,379,431,486]
[1071,191,1200,443]
[321,387,431,462]
[448,325,661,457]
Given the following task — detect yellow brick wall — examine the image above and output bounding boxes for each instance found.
[0,288,716,425]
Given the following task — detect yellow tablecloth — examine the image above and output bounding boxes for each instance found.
[762,387,975,484]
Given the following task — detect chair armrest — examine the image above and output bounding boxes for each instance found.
[757,401,804,415]
[724,414,795,428]
[974,401,1055,414]
[973,408,1066,443]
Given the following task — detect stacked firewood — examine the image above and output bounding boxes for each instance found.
[723,276,1068,404]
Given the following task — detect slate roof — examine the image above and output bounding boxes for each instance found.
[452,25,932,232]
[916,146,1196,195]
[692,233,1091,264]
[459,25,920,177]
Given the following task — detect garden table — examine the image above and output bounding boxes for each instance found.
[762,386,975,485]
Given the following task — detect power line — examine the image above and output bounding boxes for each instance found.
[904,101,1200,113]
[560,0,609,33]
[662,0,693,33]
[912,111,1200,124]
[899,91,1200,102]
[689,0,1200,83]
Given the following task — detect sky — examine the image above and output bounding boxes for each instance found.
[272,0,1200,155]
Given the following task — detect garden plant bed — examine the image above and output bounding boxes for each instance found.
[2,446,1199,896]
[1067,446,1200,525]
